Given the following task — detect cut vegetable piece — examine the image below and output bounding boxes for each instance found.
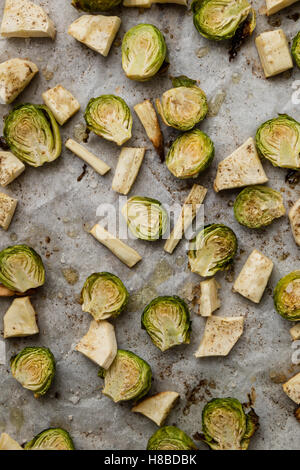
[42,86,80,126]
[0,192,17,230]
[72,0,122,11]
[76,320,117,369]
[68,15,121,57]
[283,372,300,404]
[122,197,167,241]
[0,58,38,105]
[25,428,75,450]
[65,139,110,176]
[147,426,197,450]
[0,285,16,296]
[123,0,152,6]
[1,0,56,39]
[4,296,39,338]
[132,391,180,426]
[290,323,300,341]
[0,151,25,188]
[164,184,207,254]
[0,433,23,450]
[233,250,273,304]
[255,29,293,78]
[195,316,244,357]
[112,147,146,195]
[214,137,268,192]
[134,100,164,160]
[273,271,300,321]
[265,0,298,15]
[289,199,300,246]
[90,224,142,268]
[198,278,220,317]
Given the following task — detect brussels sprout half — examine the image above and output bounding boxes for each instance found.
[274,271,300,321]
[122,24,167,81]
[188,224,237,277]
[147,426,197,450]
[142,296,191,352]
[71,0,121,11]
[192,0,252,41]
[166,129,214,179]
[4,104,61,167]
[233,185,285,229]
[201,398,259,450]
[256,115,300,170]
[122,196,168,241]
[85,95,132,146]
[11,347,55,398]
[0,245,45,293]
[100,349,152,403]
[292,32,300,68]
[25,428,75,450]
[81,272,128,321]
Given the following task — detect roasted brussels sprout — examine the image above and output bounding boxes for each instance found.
[200,398,259,450]
[142,296,191,351]
[147,426,197,450]
[274,271,300,321]
[292,32,300,68]
[25,428,75,450]
[192,0,253,41]
[156,77,208,131]
[0,245,45,293]
[256,115,300,170]
[4,104,61,167]
[188,224,237,277]
[122,196,167,241]
[166,129,214,179]
[233,186,285,229]
[100,349,152,403]
[122,24,167,81]
[84,95,132,146]
[71,0,121,11]
[10,347,55,397]
[81,272,128,321]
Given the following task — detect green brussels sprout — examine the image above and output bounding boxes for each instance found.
[122,24,167,81]
[81,272,128,321]
[201,398,259,450]
[274,271,300,321]
[100,349,152,403]
[192,0,253,41]
[292,32,300,68]
[147,426,197,450]
[188,224,237,277]
[233,186,285,229]
[3,104,61,167]
[156,77,208,131]
[256,115,300,170]
[85,95,132,146]
[71,0,121,11]
[141,296,191,352]
[0,245,45,293]
[166,129,214,179]
[25,428,75,450]
[122,196,167,241]
[10,347,55,398]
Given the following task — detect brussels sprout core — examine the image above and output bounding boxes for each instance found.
[25,428,75,450]
[188,224,237,277]
[122,196,167,241]
[274,271,300,321]
[147,426,197,450]
[122,24,167,81]
[142,296,191,351]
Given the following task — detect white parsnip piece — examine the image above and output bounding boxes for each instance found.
[65,139,111,176]
[0,192,17,230]
[265,0,298,15]
[0,433,23,450]
[283,373,300,404]
[1,0,56,39]
[132,391,180,426]
[290,323,300,341]
[214,137,268,192]
[0,151,25,187]
[255,30,293,78]
[164,184,207,254]
[90,224,142,268]
[198,278,220,317]
[68,15,121,57]
[42,85,80,126]
[233,249,273,304]
[76,320,117,369]
[195,316,244,357]
[289,198,300,246]
[0,58,38,104]
[112,147,146,195]
[134,100,164,160]
[3,297,39,338]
